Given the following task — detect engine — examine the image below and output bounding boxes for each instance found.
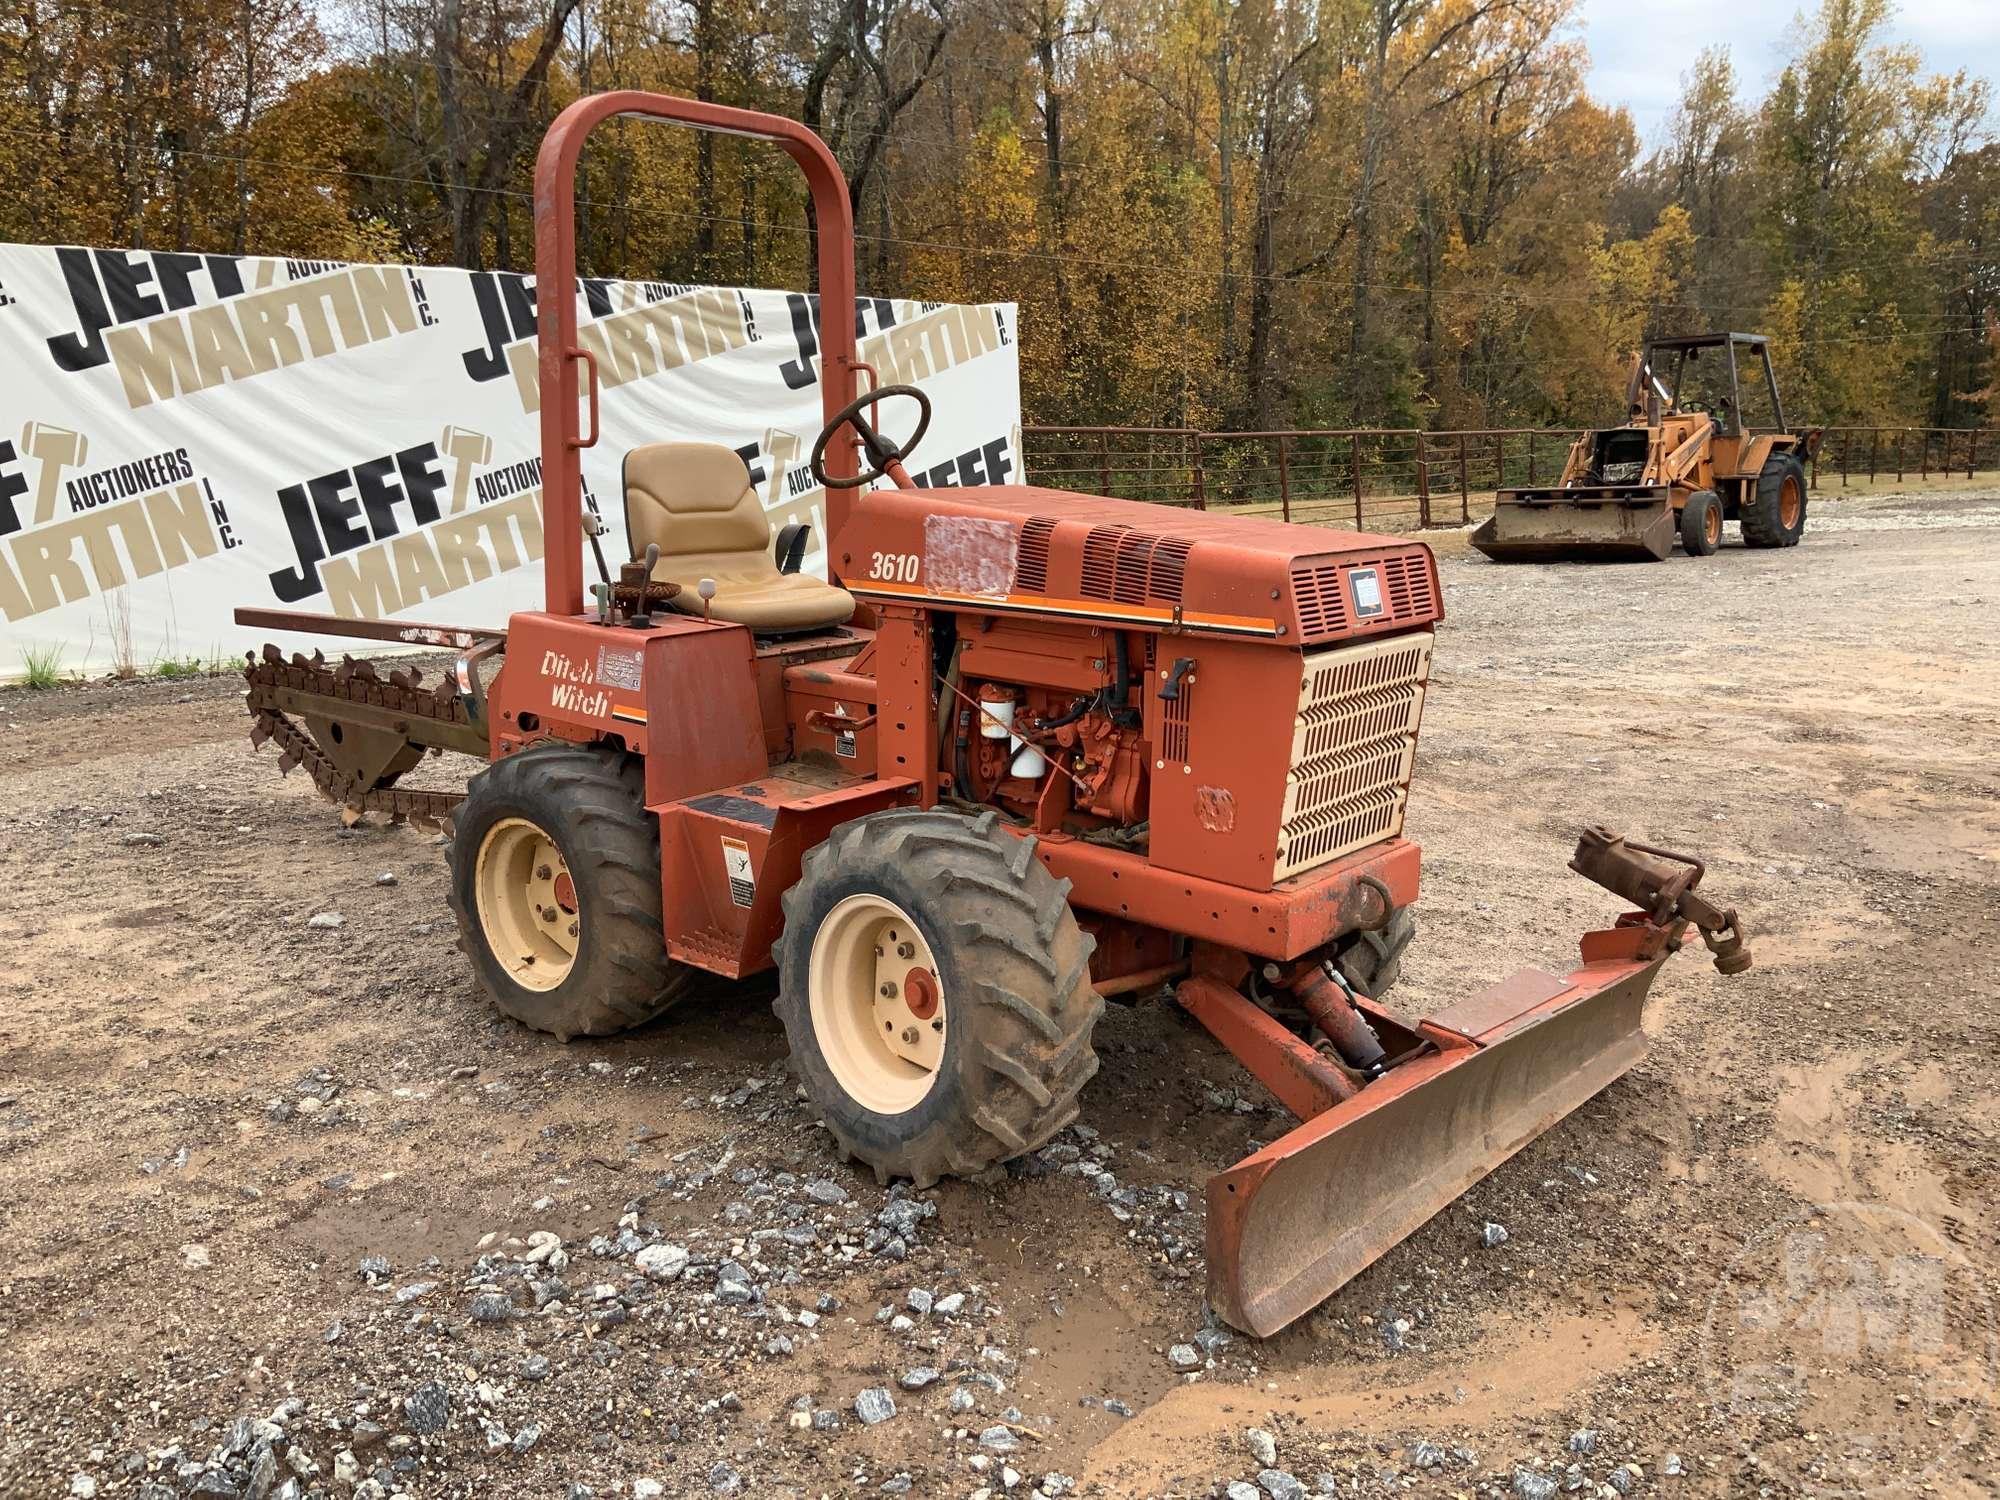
[947,617,1151,830]
[939,613,1432,894]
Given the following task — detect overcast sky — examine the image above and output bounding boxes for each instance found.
[1575,0,2000,148]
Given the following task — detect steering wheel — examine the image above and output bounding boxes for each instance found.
[809,383,933,490]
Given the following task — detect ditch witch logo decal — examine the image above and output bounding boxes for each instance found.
[0,420,239,622]
[461,273,759,414]
[267,427,599,620]
[45,249,437,410]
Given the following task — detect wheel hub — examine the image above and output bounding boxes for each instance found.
[475,817,579,991]
[809,894,947,1114]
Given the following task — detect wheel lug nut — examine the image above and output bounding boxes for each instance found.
[901,1026,919,1045]
[536,864,552,880]
[879,981,898,999]
[896,941,915,960]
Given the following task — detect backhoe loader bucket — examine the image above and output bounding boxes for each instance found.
[1183,829,1751,1336]
[1471,486,1674,563]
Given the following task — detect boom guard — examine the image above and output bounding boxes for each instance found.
[1470,486,1675,563]
[1183,829,1750,1335]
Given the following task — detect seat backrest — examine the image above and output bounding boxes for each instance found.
[624,442,771,563]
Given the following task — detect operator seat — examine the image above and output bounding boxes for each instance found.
[623,442,854,633]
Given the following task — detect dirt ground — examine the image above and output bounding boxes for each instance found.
[1,488,1995,1500]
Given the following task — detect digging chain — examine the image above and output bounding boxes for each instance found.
[242,645,467,827]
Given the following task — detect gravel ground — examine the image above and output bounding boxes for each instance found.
[0,488,1995,1500]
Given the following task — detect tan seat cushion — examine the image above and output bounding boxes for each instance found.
[624,442,853,632]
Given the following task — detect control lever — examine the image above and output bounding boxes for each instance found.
[622,544,662,628]
[582,510,612,588]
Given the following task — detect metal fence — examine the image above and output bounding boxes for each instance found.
[1022,423,1998,531]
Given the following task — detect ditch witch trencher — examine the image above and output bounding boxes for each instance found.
[235,91,1752,1336]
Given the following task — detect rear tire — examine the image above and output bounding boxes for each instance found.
[1742,453,1808,548]
[1679,490,1722,556]
[447,743,694,1039]
[776,807,1101,1187]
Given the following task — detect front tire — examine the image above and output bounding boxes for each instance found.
[1742,453,1808,548]
[1679,489,1722,556]
[447,743,693,1039]
[776,808,1101,1187]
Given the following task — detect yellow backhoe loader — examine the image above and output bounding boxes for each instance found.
[1473,332,1819,562]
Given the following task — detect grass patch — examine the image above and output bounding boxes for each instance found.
[20,643,68,689]
[151,654,206,680]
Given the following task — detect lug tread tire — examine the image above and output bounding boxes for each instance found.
[1742,453,1808,548]
[446,744,693,1040]
[775,807,1101,1188]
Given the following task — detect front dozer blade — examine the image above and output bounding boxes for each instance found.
[1207,938,1660,1334]
[1471,486,1674,563]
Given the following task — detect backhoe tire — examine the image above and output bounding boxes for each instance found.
[1335,905,1416,1000]
[1679,490,1723,556]
[447,743,694,1040]
[1742,453,1808,548]
[775,807,1101,1188]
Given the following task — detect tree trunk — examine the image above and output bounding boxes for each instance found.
[694,0,718,278]
[1215,8,1235,380]
[234,0,255,253]
[1037,17,1070,370]
[1348,0,1395,391]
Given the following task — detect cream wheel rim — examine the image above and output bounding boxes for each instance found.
[808,893,947,1114]
[475,816,579,991]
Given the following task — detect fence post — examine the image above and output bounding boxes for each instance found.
[1097,431,1112,497]
[1351,433,1364,529]
[1810,436,1820,491]
[1920,430,1930,482]
[1869,427,1879,485]
[1494,432,1504,499]
[1527,434,1537,486]
[1896,429,1904,482]
[1189,431,1206,511]
[1840,431,1848,489]
[1415,431,1431,528]
[1457,433,1470,522]
[1968,430,1979,480]
[1276,435,1292,523]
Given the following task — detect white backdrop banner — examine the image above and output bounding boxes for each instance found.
[0,244,1022,678]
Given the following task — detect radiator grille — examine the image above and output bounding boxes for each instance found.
[1290,551,1439,643]
[1275,631,1432,881]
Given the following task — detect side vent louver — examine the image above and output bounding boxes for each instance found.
[1150,537,1192,605]
[1016,516,1057,594]
[1289,550,1439,643]
[1079,525,1194,608]
[1080,525,1129,600]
